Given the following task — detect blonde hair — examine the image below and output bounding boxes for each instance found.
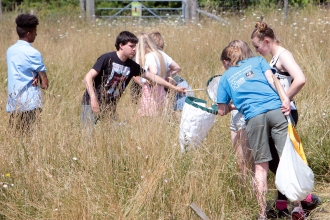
[228,40,254,59]
[220,46,244,66]
[251,21,280,43]
[149,31,164,50]
[136,33,166,78]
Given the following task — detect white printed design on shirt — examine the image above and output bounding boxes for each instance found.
[105,62,131,97]
[228,65,253,91]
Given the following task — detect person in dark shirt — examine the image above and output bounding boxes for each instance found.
[81,31,185,128]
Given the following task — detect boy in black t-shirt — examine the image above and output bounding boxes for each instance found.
[81,31,185,127]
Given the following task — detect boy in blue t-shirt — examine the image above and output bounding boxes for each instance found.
[7,14,49,132]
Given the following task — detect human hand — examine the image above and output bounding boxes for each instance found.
[281,98,291,116]
[168,77,177,86]
[91,97,101,113]
[32,77,38,86]
[176,86,186,95]
[228,103,236,112]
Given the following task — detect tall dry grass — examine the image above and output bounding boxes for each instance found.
[0,6,329,219]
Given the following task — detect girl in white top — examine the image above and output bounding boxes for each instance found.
[134,33,180,116]
[251,21,317,220]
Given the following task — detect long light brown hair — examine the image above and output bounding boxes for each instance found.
[228,40,254,59]
[149,31,164,50]
[220,46,244,66]
[135,33,166,78]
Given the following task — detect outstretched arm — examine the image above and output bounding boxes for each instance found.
[142,70,186,94]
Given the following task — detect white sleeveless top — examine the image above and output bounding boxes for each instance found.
[269,50,296,110]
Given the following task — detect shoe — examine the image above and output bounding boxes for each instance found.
[266,208,277,219]
[266,200,290,219]
[278,208,290,218]
[301,194,321,215]
[291,206,305,220]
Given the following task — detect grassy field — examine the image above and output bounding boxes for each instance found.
[0,5,329,219]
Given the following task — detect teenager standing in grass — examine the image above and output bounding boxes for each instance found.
[149,31,181,80]
[133,33,181,116]
[251,21,321,219]
[81,31,185,127]
[217,45,293,220]
[6,13,49,133]
[226,40,255,176]
[149,31,193,111]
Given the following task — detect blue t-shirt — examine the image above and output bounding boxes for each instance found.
[6,40,46,113]
[216,56,281,120]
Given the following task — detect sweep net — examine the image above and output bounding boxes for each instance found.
[179,97,218,153]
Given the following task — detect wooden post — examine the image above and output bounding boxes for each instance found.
[79,0,85,16]
[183,0,191,22]
[284,0,288,20]
[190,202,210,220]
[191,0,199,22]
[196,9,226,23]
[86,0,95,22]
[0,0,2,19]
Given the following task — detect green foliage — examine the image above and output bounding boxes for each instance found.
[198,0,330,12]
[1,0,79,14]
[95,0,182,17]
[1,0,23,12]
[2,0,329,18]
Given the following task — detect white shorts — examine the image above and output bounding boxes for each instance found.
[230,110,246,131]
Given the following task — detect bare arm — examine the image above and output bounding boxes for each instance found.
[142,70,186,94]
[167,60,181,77]
[38,72,49,89]
[132,76,144,87]
[277,51,306,100]
[84,69,100,113]
[217,103,230,116]
[265,70,291,116]
[217,102,236,116]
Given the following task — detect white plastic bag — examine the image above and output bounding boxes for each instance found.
[179,97,217,153]
[275,134,314,202]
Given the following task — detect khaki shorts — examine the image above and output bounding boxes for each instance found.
[246,109,288,164]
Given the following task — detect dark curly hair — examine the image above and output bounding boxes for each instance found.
[15,14,39,38]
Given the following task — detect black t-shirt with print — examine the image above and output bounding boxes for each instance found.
[82,51,142,107]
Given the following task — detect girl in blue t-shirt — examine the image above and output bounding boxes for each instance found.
[226,40,255,177]
[216,45,291,220]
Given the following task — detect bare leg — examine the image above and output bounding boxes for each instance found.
[254,162,269,217]
[231,129,255,175]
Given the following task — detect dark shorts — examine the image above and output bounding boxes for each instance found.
[246,109,288,164]
[9,108,42,132]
